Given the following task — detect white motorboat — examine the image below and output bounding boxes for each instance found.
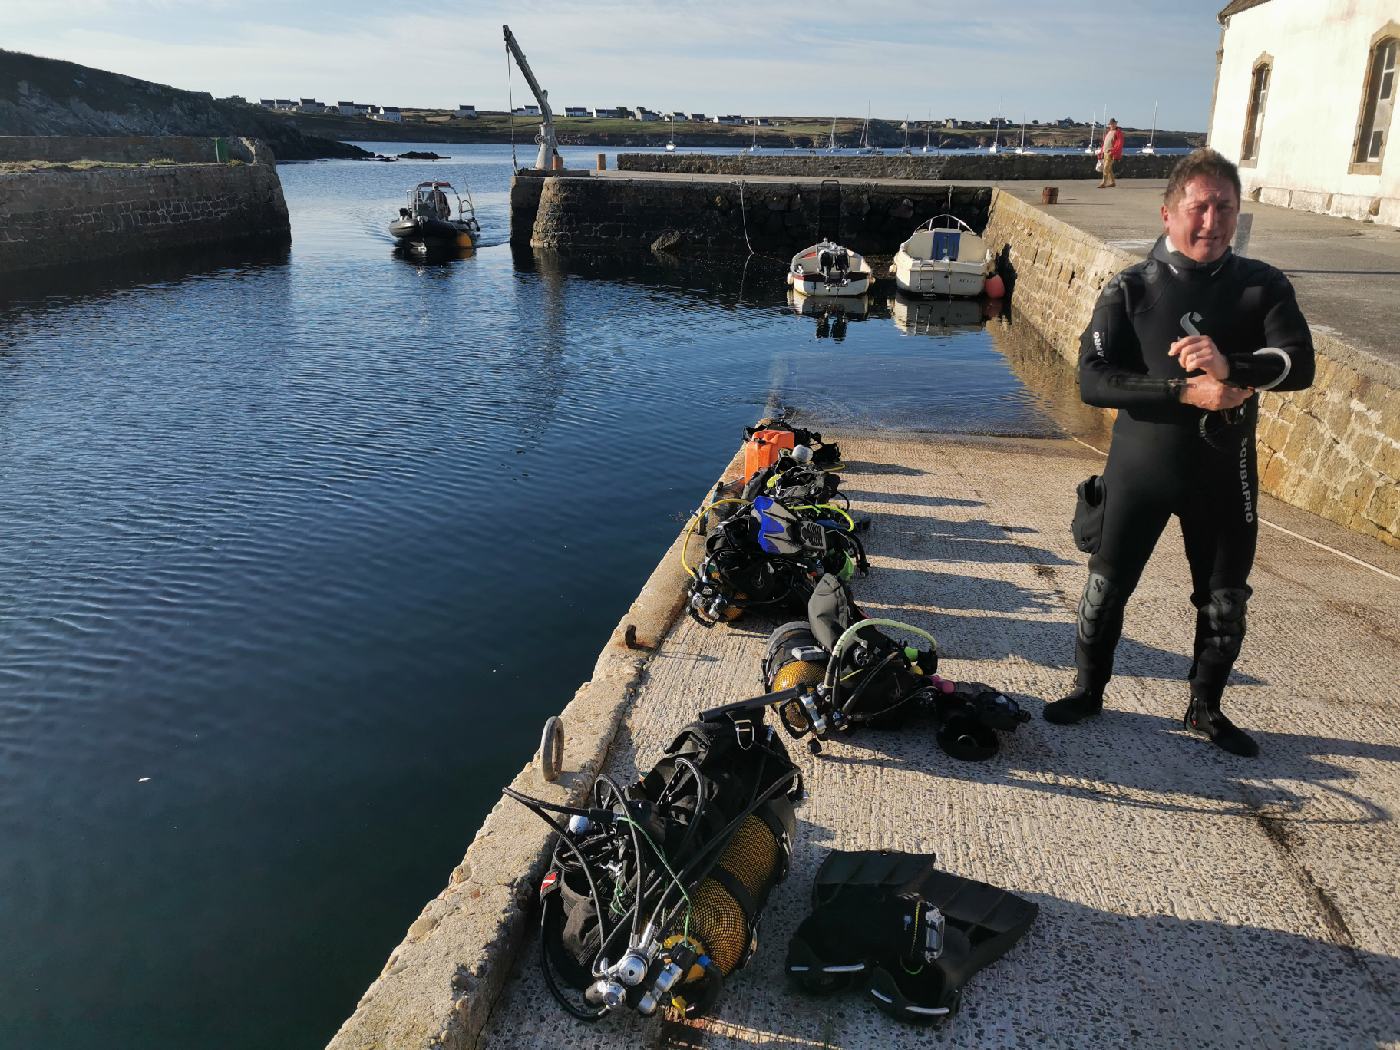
[786,241,873,298]
[889,215,990,298]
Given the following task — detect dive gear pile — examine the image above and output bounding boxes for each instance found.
[785,850,1039,1022]
[684,422,866,626]
[506,719,801,1020]
[506,419,1039,1028]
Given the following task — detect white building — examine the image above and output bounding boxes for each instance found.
[1210,0,1397,226]
[564,106,589,118]
[513,105,541,116]
[374,106,403,123]
[456,105,477,118]
[296,98,325,114]
[591,107,620,118]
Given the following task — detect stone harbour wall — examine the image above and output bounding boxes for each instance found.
[983,189,1400,546]
[0,134,264,165]
[521,174,991,258]
[618,152,1181,182]
[0,140,289,274]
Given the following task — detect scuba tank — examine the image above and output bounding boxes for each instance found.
[758,574,939,745]
[506,719,801,1021]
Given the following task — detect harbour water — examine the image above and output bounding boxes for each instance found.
[1,144,1093,1049]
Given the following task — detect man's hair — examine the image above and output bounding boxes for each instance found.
[1164,148,1242,207]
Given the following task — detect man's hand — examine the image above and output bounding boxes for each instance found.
[1169,335,1230,380]
[1180,375,1253,412]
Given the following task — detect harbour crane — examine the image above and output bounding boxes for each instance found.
[503,25,558,172]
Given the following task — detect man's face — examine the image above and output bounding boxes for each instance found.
[1161,175,1239,264]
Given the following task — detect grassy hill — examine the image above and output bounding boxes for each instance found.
[0,50,366,160]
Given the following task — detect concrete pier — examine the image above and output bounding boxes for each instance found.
[330,429,1400,1050]
[334,170,1400,1049]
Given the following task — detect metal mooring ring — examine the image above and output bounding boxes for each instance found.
[539,716,565,782]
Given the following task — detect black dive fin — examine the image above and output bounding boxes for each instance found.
[789,850,1038,1024]
[866,868,1039,1023]
[811,848,937,908]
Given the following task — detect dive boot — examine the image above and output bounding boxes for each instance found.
[786,850,1039,1022]
[1043,685,1103,725]
[1183,694,1259,757]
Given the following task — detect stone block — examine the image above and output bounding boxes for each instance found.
[1364,481,1400,533]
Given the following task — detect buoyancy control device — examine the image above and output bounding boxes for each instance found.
[684,493,868,626]
[704,573,1030,758]
[785,849,1038,1023]
[505,719,801,1021]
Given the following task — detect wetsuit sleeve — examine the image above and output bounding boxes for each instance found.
[1226,271,1315,391]
[1078,275,1181,409]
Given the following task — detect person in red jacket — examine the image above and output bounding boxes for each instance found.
[1098,118,1124,188]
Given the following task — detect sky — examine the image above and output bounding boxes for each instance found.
[1,0,1228,131]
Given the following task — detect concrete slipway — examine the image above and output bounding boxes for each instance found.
[467,430,1400,1050]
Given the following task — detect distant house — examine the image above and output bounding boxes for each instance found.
[689,112,706,123]
[1210,0,1398,225]
[746,116,770,126]
[275,99,297,111]
[456,105,477,118]
[259,99,277,109]
[337,101,358,115]
[591,107,620,118]
[564,106,589,118]
[374,106,403,123]
[1057,117,1078,127]
[943,118,961,128]
[666,111,687,122]
[633,107,661,121]
[513,105,541,116]
[297,98,326,114]
[713,114,744,126]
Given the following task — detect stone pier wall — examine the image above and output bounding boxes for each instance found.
[521,174,991,258]
[0,137,289,274]
[983,190,1400,546]
[0,134,264,165]
[618,152,1180,181]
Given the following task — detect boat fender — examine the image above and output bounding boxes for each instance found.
[984,274,1006,299]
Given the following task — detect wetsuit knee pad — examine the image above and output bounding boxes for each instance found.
[1197,587,1249,662]
[1076,572,1126,646]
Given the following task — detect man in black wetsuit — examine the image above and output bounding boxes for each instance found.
[1044,149,1314,756]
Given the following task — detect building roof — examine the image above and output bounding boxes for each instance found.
[1218,0,1273,23]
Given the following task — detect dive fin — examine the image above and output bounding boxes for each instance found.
[788,850,1038,1023]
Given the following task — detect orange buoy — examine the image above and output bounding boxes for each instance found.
[984,273,1006,299]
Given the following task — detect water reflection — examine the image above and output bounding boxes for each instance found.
[889,293,985,336]
[786,290,871,342]
[0,241,290,317]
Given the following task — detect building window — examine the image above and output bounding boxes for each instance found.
[1241,59,1270,163]
[1354,36,1396,166]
